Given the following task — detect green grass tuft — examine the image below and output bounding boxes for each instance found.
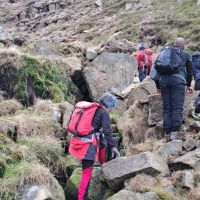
[18,136,64,174]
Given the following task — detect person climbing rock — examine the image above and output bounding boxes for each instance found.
[68,92,120,200]
[136,44,153,82]
[192,48,200,116]
[151,38,193,141]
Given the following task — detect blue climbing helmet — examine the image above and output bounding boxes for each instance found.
[98,92,118,109]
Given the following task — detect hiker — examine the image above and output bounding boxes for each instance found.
[151,37,193,141]
[192,49,200,116]
[68,92,120,200]
[136,44,153,82]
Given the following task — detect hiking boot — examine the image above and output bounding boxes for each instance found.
[169,131,182,141]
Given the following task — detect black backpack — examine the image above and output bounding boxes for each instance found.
[192,52,200,70]
[155,46,182,75]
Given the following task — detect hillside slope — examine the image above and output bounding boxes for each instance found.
[1,0,200,55]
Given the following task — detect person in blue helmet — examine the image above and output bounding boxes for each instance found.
[68,92,120,200]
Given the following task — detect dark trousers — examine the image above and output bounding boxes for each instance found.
[195,79,200,90]
[138,67,147,82]
[194,80,200,114]
[161,83,185,134]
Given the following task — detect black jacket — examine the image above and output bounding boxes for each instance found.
[92,107,116,147]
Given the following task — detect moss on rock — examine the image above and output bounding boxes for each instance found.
[65,167,82,200]
[0,100,23,117]
[16,54,80,104]
[0,50,80,105]
[65,167,110,200]
[110,111,120,124]
[64,155,81,177]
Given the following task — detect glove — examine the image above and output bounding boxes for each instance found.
[111,147,120,159]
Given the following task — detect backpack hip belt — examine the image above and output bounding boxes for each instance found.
[72,134,95,142]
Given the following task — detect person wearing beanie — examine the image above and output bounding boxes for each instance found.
[139,44,145,51]
[136,44,153,82]
[151,38,193,141]
[68,92,120,200]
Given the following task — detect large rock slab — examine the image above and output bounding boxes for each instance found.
[102,152,169,190]
[83,52,137,99]
[126,78,157,107]
[158,140,183,158]
[171,148,200,170]
[60,57,82,77]
[107,190,158,200]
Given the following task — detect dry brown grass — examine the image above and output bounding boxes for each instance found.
[125,174,158,192]
[0,110,62,140]
[33,99,74,128]
[0,48,22,70]
[33,99,56,112]
[0,99,23,116]
[128,138,164,155]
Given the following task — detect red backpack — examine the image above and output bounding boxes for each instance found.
[68,101,101,136]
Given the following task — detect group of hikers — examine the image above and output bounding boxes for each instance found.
[137,37,199,141]
[67,37,200,200]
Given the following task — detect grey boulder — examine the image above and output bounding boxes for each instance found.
[158,140,183,158]
[171,148,200,169]
[83,52,137,100]
[102,152,169,190]
[107,190,158,200]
